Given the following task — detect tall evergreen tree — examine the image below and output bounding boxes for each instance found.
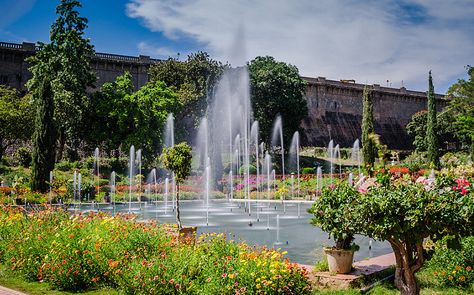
[31,77,56,193]
[361,85,376,172]
[426,71,440,168]
[26,0,96,160]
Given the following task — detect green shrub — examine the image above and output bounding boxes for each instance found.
[14,147,32,167]
[402,151,429,172]
[55,161,78,172]
[302,167,314,174]
[239,164,257,175]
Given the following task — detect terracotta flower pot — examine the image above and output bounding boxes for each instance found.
[324,247,355,274]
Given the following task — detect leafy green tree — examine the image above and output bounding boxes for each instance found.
[248,56,308,146]
[149,52,225,139]
[426,71,440,168]
[89,73,181,162]
[361,85,377,172]
[160,142,193,229]
[0,86,33,160]
[444,66,474,160]
[26,0,96,160]
[31,77,56,192]
[406,110,458,153]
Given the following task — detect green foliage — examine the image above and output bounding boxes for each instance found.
[426,71,440,168]
[429,236,474,288]
[31,77,56,193]
[0,86,34,159]
[26,0,96,158]
[444,66,474,160]
[239,164,257,175]
[361,86,377,171]
[14,148,32,167]
[161,143,193,184]
[308,182,361,249]
[302,167,315,174]
[55,160,79,172]
[0,208,311,294]
[248,56,308,146]
[149,52,226,138]
[88,73,181,161]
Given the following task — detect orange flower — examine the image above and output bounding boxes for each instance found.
[459,276,465,282]
[467,266,472,271]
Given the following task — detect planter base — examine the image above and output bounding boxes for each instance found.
[324,247,355,274]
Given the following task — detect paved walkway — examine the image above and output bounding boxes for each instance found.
[301,253,396,289]
[0,286,27,295]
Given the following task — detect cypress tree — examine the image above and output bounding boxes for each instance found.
[31,77,56,192]
[361,85,376,172]
[426,71,440,168]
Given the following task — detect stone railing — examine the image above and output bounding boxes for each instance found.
[0,42,23,49]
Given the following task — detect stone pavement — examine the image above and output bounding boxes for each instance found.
[0,285,27,295]
[300,252,396,289]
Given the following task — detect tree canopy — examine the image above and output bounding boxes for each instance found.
[26,0,96,160]
[0,86,33,160]
[248,56,308,146]
[89,73,181,161]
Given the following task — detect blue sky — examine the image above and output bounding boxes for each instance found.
[1,0,473,93]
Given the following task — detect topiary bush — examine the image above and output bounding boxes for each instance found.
[302,167,314,174]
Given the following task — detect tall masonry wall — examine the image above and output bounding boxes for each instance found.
[0,41,447,150]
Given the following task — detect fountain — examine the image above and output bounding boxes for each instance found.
[289,131,300,197]
[334,144,341,178]
[110,171,116,215]
[73,170,77,202]
[271,115,285,179]
[136,148,142,208]
[206,165,210,226]
[264,152,272,201]
[316,166,322,194]
[164,113,175,148]
[94,147,100,198]
[352,139,361,174]
[327,140,334,184]
[78,173,81,202]
[250,121,259,218]
[128,145,135,213]
[164,177,169,215]
[348,172,354,187]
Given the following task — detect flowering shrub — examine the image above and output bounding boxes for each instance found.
[0,206,311,294]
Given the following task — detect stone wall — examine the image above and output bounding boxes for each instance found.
[301,76,447,150]
[0,41,447,150]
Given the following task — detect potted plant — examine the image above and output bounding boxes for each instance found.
[160,142,196,242]
[308,182,360,274]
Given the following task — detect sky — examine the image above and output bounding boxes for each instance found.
[0,0,473,93]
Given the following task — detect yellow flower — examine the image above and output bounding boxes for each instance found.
[256,284,261,289]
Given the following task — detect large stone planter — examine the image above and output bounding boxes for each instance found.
[324,247,355,274]
[178,226,197,244]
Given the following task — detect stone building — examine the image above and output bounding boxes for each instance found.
[0,41,447,150]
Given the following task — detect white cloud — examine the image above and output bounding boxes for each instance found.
[126,0,474,92]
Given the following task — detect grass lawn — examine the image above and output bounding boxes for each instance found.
[0,265,120,295]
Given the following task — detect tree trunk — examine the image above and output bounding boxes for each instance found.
[176,183,181,229]
[389,240,424,295]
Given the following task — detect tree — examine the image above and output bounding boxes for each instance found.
[31,77,56,192]
[361,85,376,172]
[26,0,96,161]
[444,66,474,160]
[149,52,226,139]
[0,86,33,160]
[88,73,181,162]
[248,56,308,146]
[160,142,193,229]
[426,71,440,168]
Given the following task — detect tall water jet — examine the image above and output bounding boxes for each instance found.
[327,140,334,184]
[289,131,300,197]
[73,170,77,202]
[334,144,341,178]
[110,171,116,215]
[164,177,169,215]
[348,172,354,187]
[264,152,272,201]
[164,113,175,148]
[136,149,142,206]
[250,121,259,215]
[94,147,100,198]
[352,139,361,174]
[205,165,210,226]
[128,145,135,213]
[271,115,285,179]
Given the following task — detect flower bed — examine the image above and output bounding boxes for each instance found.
[0,206,311,294]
